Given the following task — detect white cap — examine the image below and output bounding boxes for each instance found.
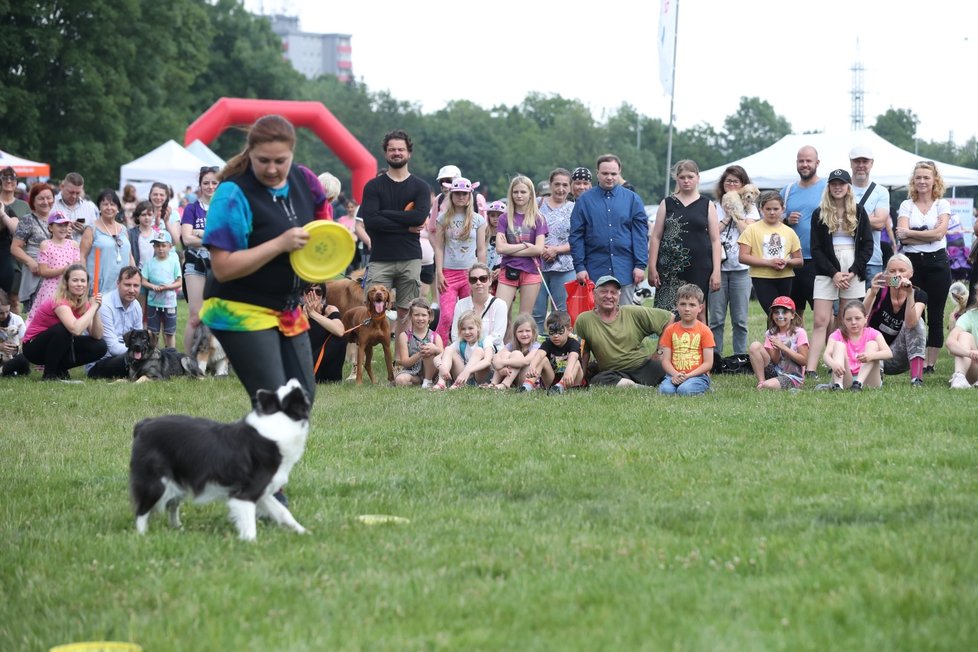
[849,145,874,160]
[436,165,461,181]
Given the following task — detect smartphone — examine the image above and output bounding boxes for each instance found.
[887,275,901,287]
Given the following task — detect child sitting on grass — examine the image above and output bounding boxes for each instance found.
[747,295,809,390]
[658,284,715,396]
[489,313,541,391]
[528,311,584,395]
[432,310,490,390]
[817,300,892,391]
[945,298,978,389]
[394,298,443,388]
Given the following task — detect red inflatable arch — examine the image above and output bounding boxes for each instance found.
[184,98,376,203]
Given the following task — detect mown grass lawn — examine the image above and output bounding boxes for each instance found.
[2,302,977,651]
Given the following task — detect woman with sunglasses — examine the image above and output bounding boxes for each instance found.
[181,166,220,353]
[301,282,346,383]
[450,262,508,352]
[80,189,135,296]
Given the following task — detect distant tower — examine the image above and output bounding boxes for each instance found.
[850,41,864,130]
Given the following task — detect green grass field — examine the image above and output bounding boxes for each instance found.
[2,301,977,651]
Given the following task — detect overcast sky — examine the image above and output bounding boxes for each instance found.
[245,0,977,148]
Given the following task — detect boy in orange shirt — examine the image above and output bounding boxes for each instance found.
[659,284,715,396]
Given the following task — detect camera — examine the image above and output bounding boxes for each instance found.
[887,275,902,287]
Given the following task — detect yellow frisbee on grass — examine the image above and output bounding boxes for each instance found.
[290,220,356,283]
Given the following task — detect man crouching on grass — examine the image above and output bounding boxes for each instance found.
[574,275,673,387]
[658,284,715,396]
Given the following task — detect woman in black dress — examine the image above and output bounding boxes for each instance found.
[649,159,722,319]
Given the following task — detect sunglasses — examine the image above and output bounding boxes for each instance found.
[469,274,489,284]
[305,287,323,296]
[200,166,219,173]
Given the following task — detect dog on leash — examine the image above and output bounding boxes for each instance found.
[190,323,229,376]
[342,283,395,384]
[129,379,311,541]
[125,329,203,382]
[325,275,367,379]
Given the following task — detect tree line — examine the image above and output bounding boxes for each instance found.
[3,0,976,204]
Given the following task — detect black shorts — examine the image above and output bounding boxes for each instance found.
[789,259,815,312]
[420,263,434,285]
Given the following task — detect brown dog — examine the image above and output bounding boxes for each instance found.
[342,284,394,384]
[324,275,366,318]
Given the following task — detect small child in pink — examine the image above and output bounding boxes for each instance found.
[818,300,892,391]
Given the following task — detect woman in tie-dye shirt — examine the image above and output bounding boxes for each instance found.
[200,115,320,407]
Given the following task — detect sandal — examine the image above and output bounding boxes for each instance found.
[431,378,447,391]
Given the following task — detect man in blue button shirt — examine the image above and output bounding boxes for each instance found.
[87,266,144,378]
[570,154,649,305]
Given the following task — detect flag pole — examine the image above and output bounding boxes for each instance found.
[663,0,679,199]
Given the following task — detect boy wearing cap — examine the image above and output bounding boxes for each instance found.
[141,234,182,348]
[574,274,673,387]
[658,284,715,396]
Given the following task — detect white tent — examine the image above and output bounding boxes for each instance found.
[119,140,209,199]
[699,129,978,193]
[0,148,50,177]
[185,139,226,168]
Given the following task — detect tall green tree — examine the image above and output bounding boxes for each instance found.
[871,108,919,151]
[0,0,215,188]
[722,97,792,159]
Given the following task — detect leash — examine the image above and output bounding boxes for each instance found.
[533,257,559,312]
[313,313,381,374]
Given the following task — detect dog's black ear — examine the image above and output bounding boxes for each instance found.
[148,331,159,349]
[255,388,280,415]
[124,330,133,347]
[281,386,311,421]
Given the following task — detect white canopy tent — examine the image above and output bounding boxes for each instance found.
[185,139,226,168]
[698,129,978,193]
[119,140,210,200]
[0,148,50,177]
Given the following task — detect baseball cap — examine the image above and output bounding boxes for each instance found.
[150,232,172,244]
[47,212,71,225]
[572,167,592,182]
[536,181,550,197]
[848,145,874,160]
[770,296,796,312]
[450,177,473,193]
[436,165,461,182]
[595,275,621,289]
[486,200,506,213]
[827,169,852,184]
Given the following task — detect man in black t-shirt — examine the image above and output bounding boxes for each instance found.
[360,130,431,337]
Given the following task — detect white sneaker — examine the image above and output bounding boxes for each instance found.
[949,372,971,389]
[421,378,433,389]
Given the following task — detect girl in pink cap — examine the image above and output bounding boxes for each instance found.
[747,295,810,390]
[432,177,486,343]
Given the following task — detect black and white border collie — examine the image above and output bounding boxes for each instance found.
[129,379,311,541]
